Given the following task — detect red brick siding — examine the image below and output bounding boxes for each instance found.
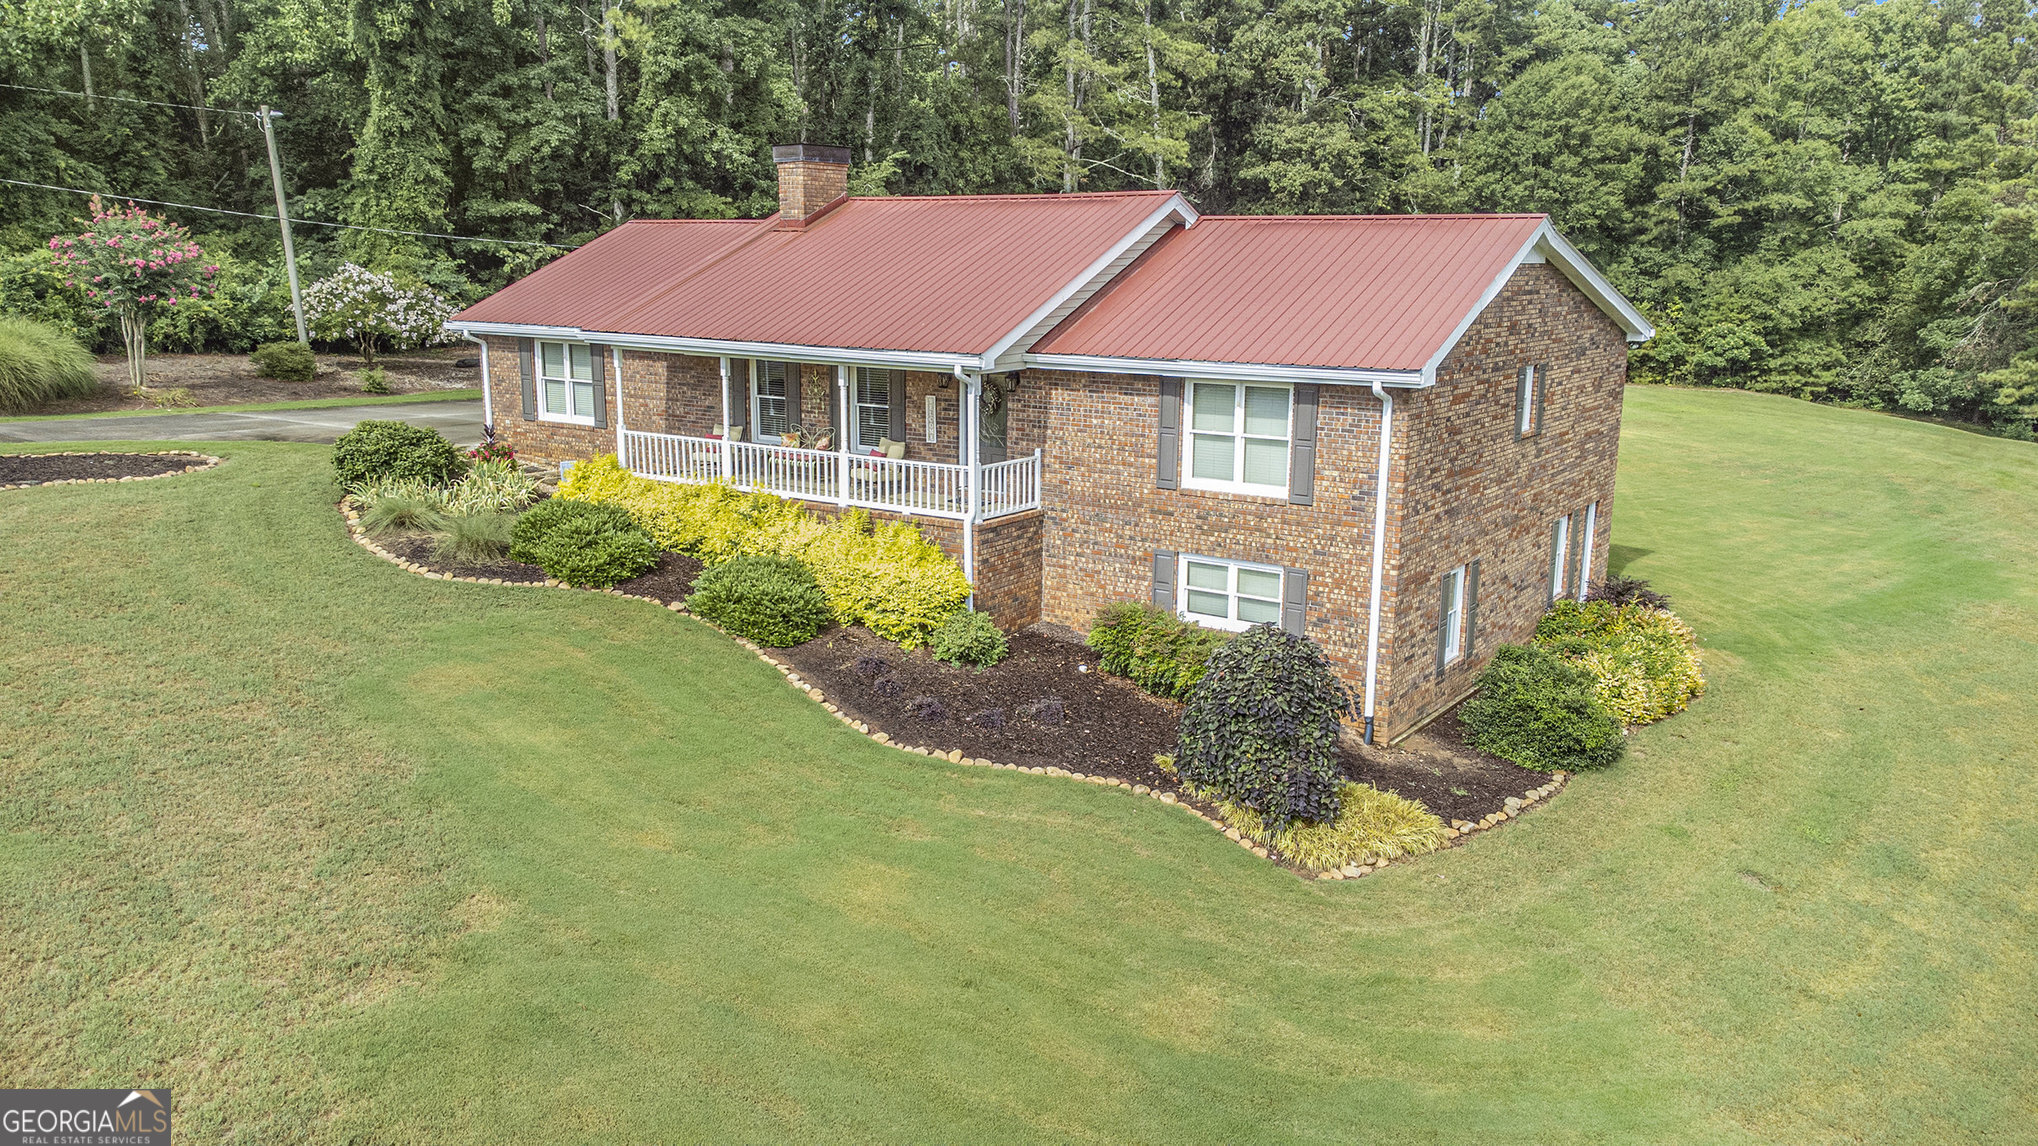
[1379,261,1628,737]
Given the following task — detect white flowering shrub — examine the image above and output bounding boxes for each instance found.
[304,263,454,361]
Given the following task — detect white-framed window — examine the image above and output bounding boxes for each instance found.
[752,361,791,441]
[1575,502,1596,600]
[1517,364,1541,437]
[1184,380,1291,495]
[538,341,597,424]
[854,367,891,452]
[1549,513,1573,601]
[1440,564,1467,664]
[1178,554,1284,631]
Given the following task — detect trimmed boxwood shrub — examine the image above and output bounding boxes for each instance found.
[1459,644,1627,771]
[509,499,656,588]
[929,609,1008,668]
[1534,600,1705,726]
[684,555,832,647]
[333,420,466,487]
[1176,624,1354,831]
[1085,601,1230,700]
[250,340,316,382]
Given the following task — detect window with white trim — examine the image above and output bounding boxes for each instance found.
[1178,555,1284,631]
[1517,364,1541,437]
[752,361,791,441]
[1574,502,1597,600]
[1549,513,1572,600]
[538,341,597,424]
[1440,564,1467,665]
[1185,381,1291,494]
[854,367,891,452]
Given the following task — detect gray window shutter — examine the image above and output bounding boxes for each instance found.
[1515,365,1531,439]
[1463,559,1480,661]
[887,369,907,442]
[1436,576,1452,679]
[1156,377,1182,489]
[726,359,749,437]
[784,363,802,438]
[1281,567,1308,634]
[1151,550,1177,610]
[518,339,537,421]
[590,343,608,429]
[1535,361,1550,435]
[1288,384,1317,505]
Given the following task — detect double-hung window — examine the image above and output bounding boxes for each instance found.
[854,367,891,452]
[752,361,791,441]
[1186,381,1290,494]
[1179,555,1284,631]
[1548,513,1573,601]
[538,341,597,424]
[1440,565,1467,665]
[1517,364,1541,437]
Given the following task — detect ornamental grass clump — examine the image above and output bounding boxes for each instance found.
[684,555,832,647]
[1175,624,1354,831]
[1213,782,1447,872]
[1085,601,1229,700]
[1460,644,1626,771]
[0,316,98,412]
[432,511,516,565]
[445,458,539,513]
[1533,599,1705,726]
[509,499,656,588]
[358,491,448,536]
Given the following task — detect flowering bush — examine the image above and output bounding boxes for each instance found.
[303,263,454,361]
[46,199,218,390]
[469,423,516,463]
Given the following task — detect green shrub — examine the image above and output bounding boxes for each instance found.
[360,366,392,394]
[930,609,1008,668]
[433,511,515,564]
[333,420,466,487]
[1460,644,1627,771]
[1534,600,1705,726]
[0,315,98,412]
[509,499,656,587]
[1212,781,1447,872]
[1176,625,1354,831]
[1085,601,1230,699]
[685,555,833,647]
[249,341,316,382]
[559,454,970,646]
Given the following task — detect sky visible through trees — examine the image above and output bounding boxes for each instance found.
[1,0,2034,432]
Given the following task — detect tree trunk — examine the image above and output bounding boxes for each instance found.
[1144,0,1163,188]
[79,41,95,109]
[538,10,554,101]
[1004,0,1024,136]
[603,5,620,120]
[120,308,146,391]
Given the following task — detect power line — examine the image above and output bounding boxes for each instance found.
[0,81,260,120]
[0,177,579,250]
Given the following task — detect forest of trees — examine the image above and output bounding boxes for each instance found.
[1,0,2034,433]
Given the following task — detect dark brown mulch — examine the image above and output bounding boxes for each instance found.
[779,627,1185,784]
[16,348,479,417]
[0,452,203,485]
[382,534,549,583]
[1341,709,1549,824]
[614,552,705,602]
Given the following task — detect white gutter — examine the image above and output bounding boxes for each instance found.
[1024,352,1427,388]
[446,321,979,374]
[1361,379,1395,744]
[460,332,494,430]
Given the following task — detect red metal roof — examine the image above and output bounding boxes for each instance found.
[1030,214,1547,371]
[456,192,1183,355]
[452,219,755,330]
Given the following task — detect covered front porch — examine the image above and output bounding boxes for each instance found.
[615,355,1040,522]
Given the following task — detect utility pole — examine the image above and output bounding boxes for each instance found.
[257,105,308,344]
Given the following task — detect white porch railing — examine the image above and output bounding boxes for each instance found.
[619,431,1042,521]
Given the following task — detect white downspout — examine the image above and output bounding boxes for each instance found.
[610,346,626,465]
[1362,380,1395,744]
[462,332,493,432]
[958,365,979,608]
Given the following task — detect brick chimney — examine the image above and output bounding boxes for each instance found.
[771,143,851,229]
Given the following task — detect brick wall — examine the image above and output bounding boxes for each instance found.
[1032,367,1385,689]
[1377,261,1629,737]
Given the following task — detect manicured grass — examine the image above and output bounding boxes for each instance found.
[1,387,2033,1142]
[0,388,482,422]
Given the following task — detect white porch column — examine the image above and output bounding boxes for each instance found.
[959,368,981,605]
[717,356,732,481]
[836,365,852,506]
[611,346,627,465]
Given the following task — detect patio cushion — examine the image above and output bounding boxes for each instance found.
[877,437,906,460]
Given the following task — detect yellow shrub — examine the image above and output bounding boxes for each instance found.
[557,454,970,646]
[1208,781,1448,873]
[1534,600,1706,726]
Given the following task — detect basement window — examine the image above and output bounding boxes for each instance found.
[1179,554,1284,632]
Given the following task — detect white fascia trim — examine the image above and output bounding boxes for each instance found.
[1417,220,1655,383]
[445,322,977,372]
[1023,351,1426,388]
[976,193,1199,371]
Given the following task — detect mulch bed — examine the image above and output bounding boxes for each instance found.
[377,535,705,598]
[0,451,205,485]
[1343,710,1549,824]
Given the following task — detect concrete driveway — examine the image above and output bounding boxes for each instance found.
[0,399,486,445]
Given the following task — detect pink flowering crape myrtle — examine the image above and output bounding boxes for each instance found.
[48,197,219,391]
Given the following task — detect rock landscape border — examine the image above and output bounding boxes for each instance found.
[0,449,222,490]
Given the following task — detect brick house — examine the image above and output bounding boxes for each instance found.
[446,143,1653,742]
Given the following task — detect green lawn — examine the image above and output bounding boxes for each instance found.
[1,387,2033,1143]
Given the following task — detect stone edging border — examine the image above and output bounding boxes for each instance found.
[339,497,1569,881]
[0,450,221,491]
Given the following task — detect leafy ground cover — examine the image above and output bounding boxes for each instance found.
[1,387,2034,1141]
